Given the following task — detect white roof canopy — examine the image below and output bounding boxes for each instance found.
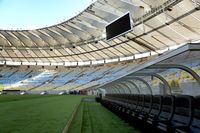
[0,0,200,65]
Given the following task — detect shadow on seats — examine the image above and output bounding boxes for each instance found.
[157,95,193,133]
[176,96,200,133]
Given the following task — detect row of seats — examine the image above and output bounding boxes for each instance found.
[101,94,200,133]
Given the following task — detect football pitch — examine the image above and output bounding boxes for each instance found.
[0,95,83,133]
[68,98,140,133]
[0,95,138,133]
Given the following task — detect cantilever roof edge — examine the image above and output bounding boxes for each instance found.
[98,43,200,89]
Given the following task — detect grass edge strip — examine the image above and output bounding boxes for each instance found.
[62,99,82,133]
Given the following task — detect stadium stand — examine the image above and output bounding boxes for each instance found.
[1,0,200,132]
[0,62,139,93]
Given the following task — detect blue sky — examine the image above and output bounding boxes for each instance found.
[0,0,94,30]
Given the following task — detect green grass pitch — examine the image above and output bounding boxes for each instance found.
[68,99,141,133]
[0,94,83,133]
[0,95,140,133]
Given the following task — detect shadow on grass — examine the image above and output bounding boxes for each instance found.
[68,99,141,133]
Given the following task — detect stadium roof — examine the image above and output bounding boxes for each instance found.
[0,0,200,66]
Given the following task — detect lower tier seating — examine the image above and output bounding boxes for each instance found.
[101,94,200,133]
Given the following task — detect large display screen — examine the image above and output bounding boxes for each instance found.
[106,12,132,41]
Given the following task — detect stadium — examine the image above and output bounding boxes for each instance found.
[0,0,200,132]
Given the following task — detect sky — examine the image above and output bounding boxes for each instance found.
[0,0,94,30]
